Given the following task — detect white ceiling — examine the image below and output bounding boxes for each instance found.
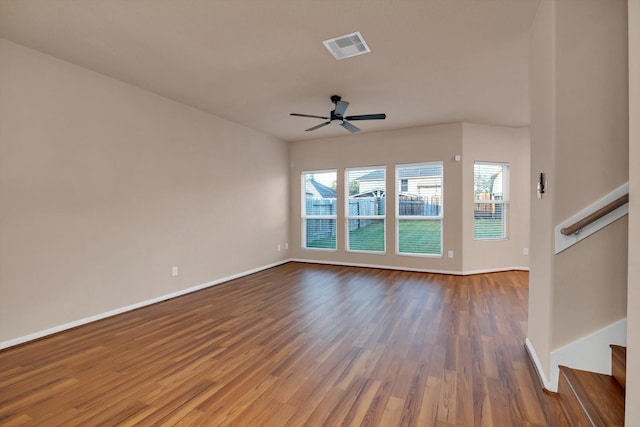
[0,0,540,142]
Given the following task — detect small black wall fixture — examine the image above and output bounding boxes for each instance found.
[537,172,545,199]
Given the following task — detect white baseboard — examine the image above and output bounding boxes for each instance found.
[291,258,462,275]
[0,259,291,350]
[526,318,627,392]
[525,337,554,391]
[292,258,528,276]
[461,266,530,275]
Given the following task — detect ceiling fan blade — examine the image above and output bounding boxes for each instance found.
[344,113,386,121]
[334,100,349,117]
[340,121,360,133]
[306,121,331,131]
[291,113,330,120]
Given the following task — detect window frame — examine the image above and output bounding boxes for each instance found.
[301,169,338,251]
[395,162,444,258]
[345,166,386,254]
[473,161,510,241]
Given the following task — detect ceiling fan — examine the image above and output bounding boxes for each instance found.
[290,95,386,133]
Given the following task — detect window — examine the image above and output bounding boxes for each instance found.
[396,162,443,256]
[302,170,337,250]
[474,162,509,240]
[346,167,385,253]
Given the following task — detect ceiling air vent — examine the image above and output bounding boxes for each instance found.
[322,32,371,60]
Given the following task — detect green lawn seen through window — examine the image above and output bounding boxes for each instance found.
[307,219,505,252]
[474,218,505,239]
[306,235,336,249]
[348,221,384,252]
[307,220,442,255]
[398,220,441,255]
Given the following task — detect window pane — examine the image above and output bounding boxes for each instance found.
[346,168,385,210]
[302,171,337,250]
[396,162,443,257]
[348,219,384,252]
[474,162,508,240]
[398,219,441,255]
[398,196,441,217]
[346,167,385,253]
[348,168,385,196]
[303,171,337,215]
[474,163,507,201]
[397,164,442,217]
[348,194,386,216]
[474,203,506,239]
[305,219,337,249]
[305,197,336,216]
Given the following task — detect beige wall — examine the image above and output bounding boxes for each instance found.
[0,39,290,343]
[626,0,639,423]
[528,0,629,381]
[551,0,628,349]
[289,122,530,273]
[289,123,463,272]
[461,123,530,272]
[528,0,556,377]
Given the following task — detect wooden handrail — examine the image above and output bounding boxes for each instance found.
[561,193,629,236]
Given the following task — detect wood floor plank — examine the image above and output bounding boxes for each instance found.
[0,262,568,426]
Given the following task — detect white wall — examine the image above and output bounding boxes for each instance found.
[0,39,290,344]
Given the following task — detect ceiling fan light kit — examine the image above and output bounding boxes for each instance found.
[290,95,386,133]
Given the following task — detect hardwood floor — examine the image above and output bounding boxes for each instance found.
[0,262,568,426]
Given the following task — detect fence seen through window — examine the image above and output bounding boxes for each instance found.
[302,164,448,255]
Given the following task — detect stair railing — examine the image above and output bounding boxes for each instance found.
[560,193,629,236]
[555,182,629,253]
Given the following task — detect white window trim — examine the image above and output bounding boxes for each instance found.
[345,166,386,254]
[395,162,444,258]
[302,169,337,251]
[473,161,510,241]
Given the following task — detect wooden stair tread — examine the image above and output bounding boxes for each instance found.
[558,366,625,427]
[610,345,626,390]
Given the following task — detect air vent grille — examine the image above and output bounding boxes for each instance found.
[322,32,371,60]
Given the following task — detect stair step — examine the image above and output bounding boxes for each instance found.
[610,344,626,390]
[558,366,625,427]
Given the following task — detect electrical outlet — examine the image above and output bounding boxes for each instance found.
[171,266,178,277]
[285,243,288,250]
[277,244,281,252]
[448,250,454,259]
[523,248,529,256]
